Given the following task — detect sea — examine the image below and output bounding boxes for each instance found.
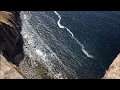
[20,11,120,79]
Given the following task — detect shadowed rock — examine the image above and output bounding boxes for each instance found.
[0,11,24,66]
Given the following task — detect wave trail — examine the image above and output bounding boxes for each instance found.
[54,11,94,59]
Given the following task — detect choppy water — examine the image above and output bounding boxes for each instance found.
[20,11,120,79]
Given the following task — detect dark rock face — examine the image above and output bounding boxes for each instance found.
[0,11,24,66]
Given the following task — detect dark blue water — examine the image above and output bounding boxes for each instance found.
[20,11,120,79]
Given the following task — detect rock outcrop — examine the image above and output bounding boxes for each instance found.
[0,11,24,79]
[0,11,24,65]
[0,53,24,79]
[102,54,120,79]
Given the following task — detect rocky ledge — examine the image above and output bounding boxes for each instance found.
[102,54,120,79]
[0,52,24,79]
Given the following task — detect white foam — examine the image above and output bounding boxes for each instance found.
[20,11,84,79]
[82,47,94,58]
[24,14,27,20]
[36,49,43,56]
[54,11,94,59]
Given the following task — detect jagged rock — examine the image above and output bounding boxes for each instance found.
[102,54,120,79]
[0,53,24,79]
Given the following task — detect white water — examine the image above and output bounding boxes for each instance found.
[54,11,94,59]
[20,11,79,79]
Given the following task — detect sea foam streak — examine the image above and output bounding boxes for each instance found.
[54,11,94,59]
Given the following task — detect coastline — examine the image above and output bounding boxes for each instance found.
[0,11,120,79]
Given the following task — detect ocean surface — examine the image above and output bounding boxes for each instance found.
[20,11,120,79]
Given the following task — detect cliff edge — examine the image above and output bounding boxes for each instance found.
[0,52,24,79]
[0,11,24,79]
[0,11,24,65]
[102,54,120,79]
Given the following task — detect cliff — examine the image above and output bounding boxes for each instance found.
[0,11,51,79]
[0,11,24,65]
[0,52,24,79]
[102,54,120,79]
[0,11,120,79]
[0,11,25,79]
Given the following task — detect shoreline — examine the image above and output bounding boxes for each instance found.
[0,11,120,79]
